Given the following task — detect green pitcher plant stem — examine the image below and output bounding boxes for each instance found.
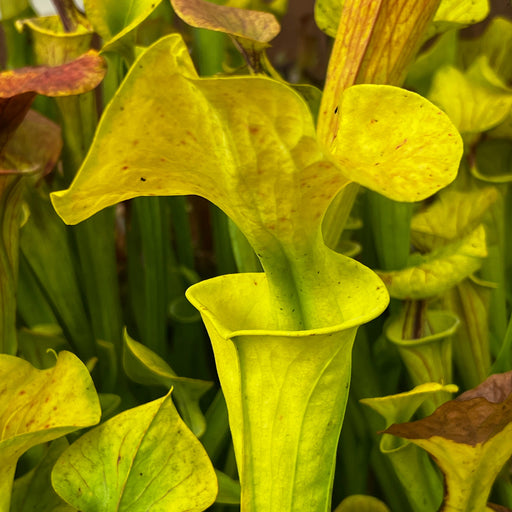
[18,15,124,356]
[186,270,385,511]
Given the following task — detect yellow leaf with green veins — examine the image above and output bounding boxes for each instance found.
[186,270,386,511]
[84,0,163,53]
[411,184,499,251]
[460,17,512,84]
[427,0,489,38]
[0,351,100,512]
[378,225,487,300]
[51,390,217,512]
[429,57,512,134]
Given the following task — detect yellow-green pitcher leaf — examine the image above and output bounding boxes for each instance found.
[386,310,459,414]
[15,16,93,66]
[84,0,162,55]
[313,0,341,38]
[51,390,217,512]
[123,330,212,437]
[384,372,512,512]
[361,382,458,428]
[362,383,455,512]
[429,57,512,134]
[315,0,488,39]
[331,84,462,202]
[427,0,489,37]
[459,17,512,84]
[0,351,100,512]
[378,225,487,300]
[186,267,388,510]
[171,0,280,43]
[411,183,499,251]
[50,34,347,260]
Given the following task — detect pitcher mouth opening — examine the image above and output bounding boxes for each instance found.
[186,270,389,339]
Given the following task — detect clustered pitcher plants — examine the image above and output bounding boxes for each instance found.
[1,0,512,511]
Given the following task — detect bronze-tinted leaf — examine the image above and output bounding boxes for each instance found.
[0,50,106,98]
[171,0,280,43]
[383,372,512,511]
[0,94,35,153]
[1,110,62,177]
[384,371,512,446]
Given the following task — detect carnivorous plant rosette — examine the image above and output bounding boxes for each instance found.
[50,30,462,512]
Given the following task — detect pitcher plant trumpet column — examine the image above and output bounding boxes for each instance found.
[51,2,463,506]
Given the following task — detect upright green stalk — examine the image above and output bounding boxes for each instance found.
[19,16,123,353]
[0,176,25,354]
[127,196,170,356]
